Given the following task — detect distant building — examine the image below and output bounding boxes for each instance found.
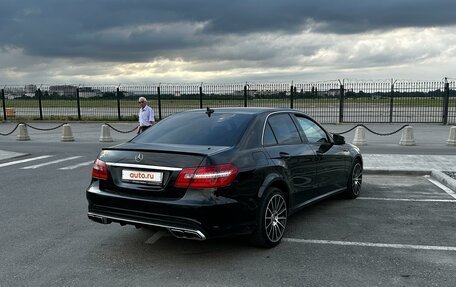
[319,88,352,97]
[49,85,78,97]
[79,87,102,98]
[324,89,339,97]
[25,84,37,97]
[5,87,25,99]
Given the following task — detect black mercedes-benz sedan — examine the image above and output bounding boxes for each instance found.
[87,108,362,247]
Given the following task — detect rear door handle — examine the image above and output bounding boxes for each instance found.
[279,152,291,159]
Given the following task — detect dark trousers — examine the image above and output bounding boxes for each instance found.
[138,125,151,134]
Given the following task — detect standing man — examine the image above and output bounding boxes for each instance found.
[137,96,155,134]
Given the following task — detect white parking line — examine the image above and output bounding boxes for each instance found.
[426,178,456,199]
[59,160,94,170]
[283,238,456,251]
[357,197,456,203]
[21,156,83,169]
[0,155,53,168]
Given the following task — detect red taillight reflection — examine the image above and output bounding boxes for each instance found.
[175,164,238,189]
[92,159,108,180]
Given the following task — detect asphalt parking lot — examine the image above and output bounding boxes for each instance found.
[135,174,456,287]
[1,143,455,287]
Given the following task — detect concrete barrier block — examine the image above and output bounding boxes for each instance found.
[99,124,113,142]
[447,126,456,146]
[399,126,415,146]
[61,124,74,142]
[16,124,30,141]
[352,126,367,146]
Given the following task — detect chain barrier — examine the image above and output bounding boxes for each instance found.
[24,122,67,131]
[104,123,138,133]
[1,122,138,136]
[2,122,409,137]
[0,122,67,136]
[336,124,410,136]
[0,123,20,136]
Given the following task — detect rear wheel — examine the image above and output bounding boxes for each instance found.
[345,160,362,199]
[250,187,288,248]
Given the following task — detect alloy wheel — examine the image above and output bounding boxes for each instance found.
[352,163,362,196]
[264,194,287,243]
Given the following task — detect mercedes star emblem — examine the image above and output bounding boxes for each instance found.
[135,153,144,162]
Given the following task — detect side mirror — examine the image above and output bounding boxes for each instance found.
[332,133,345,145]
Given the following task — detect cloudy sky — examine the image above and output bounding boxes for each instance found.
[1,0,456,84]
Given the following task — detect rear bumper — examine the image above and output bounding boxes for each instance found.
[88,211,207,240]
[86,182,256,239]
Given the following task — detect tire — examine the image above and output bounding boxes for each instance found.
[250,187,288,248]
[344,160,362,199]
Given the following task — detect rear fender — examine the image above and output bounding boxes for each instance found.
[257,172,290,199]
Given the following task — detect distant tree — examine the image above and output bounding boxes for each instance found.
[345,91,356,98]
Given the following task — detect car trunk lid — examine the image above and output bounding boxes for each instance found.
[97,143,230,199]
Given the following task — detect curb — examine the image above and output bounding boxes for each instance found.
[364,169,429,176]
[430,170,456,192]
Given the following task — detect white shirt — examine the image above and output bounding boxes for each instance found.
[139,105,155,127]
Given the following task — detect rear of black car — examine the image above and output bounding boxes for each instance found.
[86,110,260,240]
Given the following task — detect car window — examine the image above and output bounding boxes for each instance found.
[263,123,278,146]
[134,112,254,146]
[295,116,328,144]
[267,114,302,145]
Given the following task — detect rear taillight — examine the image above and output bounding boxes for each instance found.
[92,159,108,180]
[175,164,238,189]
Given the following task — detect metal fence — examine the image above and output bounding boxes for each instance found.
[1,81,455,124]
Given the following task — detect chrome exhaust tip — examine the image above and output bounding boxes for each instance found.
[169,228,206,241]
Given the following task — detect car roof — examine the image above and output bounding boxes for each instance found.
[185,107,298,115]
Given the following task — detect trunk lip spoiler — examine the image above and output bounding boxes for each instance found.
[102,145,232,157]
[105,162,183,171]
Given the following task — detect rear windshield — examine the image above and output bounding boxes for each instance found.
[133,112,254,146]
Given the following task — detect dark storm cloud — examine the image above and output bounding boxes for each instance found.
[0,0,455,62]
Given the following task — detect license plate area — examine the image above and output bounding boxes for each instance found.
[121,169,163,185]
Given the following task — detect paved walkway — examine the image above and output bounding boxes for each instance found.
[0,150,25,161]
[362,154,456,172]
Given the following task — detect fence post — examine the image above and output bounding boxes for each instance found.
[244,85,248,107]
[1,89,6,121]
[199,85,203,109]
[76,88,81,120]
[294,86,297,108]
[290,84,294,109]
[157,86,162,120]
[389,82,395,123]
[443,79,450,125]
[339,83,344,123]
[38,88,43,120]
[116,87,121,120]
